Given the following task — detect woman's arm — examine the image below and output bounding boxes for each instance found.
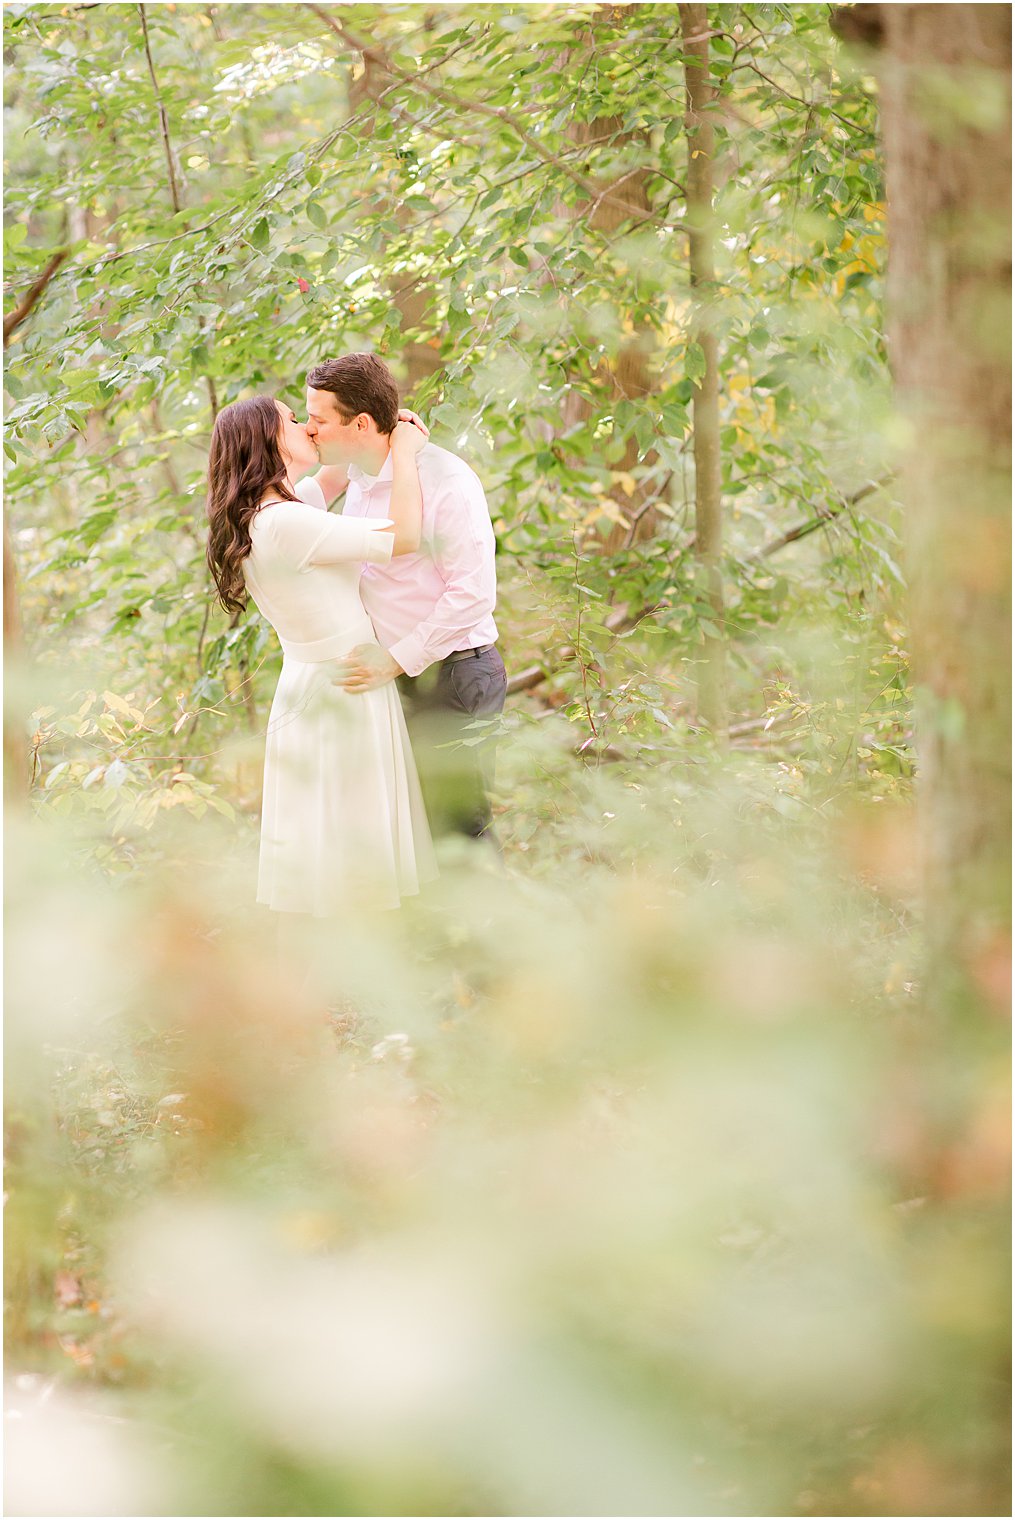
[385,419,427,556]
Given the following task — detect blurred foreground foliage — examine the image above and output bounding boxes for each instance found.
[5,730,1009,1516]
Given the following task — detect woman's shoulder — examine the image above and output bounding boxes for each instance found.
[248,499,297,558]
[250,479,323,531]
[251,490,318,532]
[248,502,280,540]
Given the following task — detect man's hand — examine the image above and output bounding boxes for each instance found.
[332,643,404,693]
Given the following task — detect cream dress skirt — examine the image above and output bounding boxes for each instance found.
[242,477,437,915]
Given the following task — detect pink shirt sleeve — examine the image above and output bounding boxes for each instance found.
[386,477,497,677]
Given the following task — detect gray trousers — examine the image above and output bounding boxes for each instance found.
[396,646,507,843]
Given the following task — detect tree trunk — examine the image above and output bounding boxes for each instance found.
[679,3,726,735]
[561,111,661,557]
[834,3,1011,1017]
[347,50,443,399]
[3,514,29,799]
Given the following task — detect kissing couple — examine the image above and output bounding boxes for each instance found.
[205,352,507,917]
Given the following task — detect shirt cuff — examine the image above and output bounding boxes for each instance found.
[386,630,429,678]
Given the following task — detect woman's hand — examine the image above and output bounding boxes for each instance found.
[391,416,428,456]
[396,407,429,439]
[397,407,429,437]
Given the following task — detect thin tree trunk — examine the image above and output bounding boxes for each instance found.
[834,3,1011,1018]
[3,515,29,798]
[680,3,726,735]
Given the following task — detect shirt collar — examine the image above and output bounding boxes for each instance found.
[348,449,394,489]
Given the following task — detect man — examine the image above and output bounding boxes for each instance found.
[305,352,506,844]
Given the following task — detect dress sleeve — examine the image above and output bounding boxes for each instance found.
[295,476,327,511]
[264,504,395,571]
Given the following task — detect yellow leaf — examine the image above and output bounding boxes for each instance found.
[581,500,631,529]
[103,691,144,725]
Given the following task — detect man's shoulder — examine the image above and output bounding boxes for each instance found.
[418,441,484,495]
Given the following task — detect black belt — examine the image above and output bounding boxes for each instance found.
[442,644,495,666]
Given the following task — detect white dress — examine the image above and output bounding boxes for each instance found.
[242,477,438,915]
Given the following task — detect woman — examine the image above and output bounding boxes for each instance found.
[206,395,437,915]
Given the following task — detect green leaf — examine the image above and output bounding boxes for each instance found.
[250,218,270,250]
[306,202,327,230]
[685,342,706,383]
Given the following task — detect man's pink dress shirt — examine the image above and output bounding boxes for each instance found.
[340,441,499,678]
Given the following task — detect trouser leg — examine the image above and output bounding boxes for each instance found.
[397,648,507,844]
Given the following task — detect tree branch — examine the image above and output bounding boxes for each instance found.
[303,4,687,233]
[731,55,862,133]
[3,249,68,347]
[138,3,182,214]
[751,476,892,561]
[505,600,665,696]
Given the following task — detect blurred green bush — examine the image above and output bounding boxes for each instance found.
[4,719,1008,1517]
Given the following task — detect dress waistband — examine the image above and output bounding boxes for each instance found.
[278,618,376,664]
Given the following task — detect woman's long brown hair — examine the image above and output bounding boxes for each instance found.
[206,396,298,615]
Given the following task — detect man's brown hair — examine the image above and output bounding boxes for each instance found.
[306,353,400,434]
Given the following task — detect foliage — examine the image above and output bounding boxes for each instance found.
[6,755,1009,1517]
[5,0,904,821]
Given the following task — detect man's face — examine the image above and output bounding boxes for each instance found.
[305,386,369,467]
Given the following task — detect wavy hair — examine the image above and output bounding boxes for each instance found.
[206,396,297,615]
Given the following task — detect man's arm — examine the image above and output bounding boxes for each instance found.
[312,466,349,508]
[336,474,497,692]
[385,481,496,675]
